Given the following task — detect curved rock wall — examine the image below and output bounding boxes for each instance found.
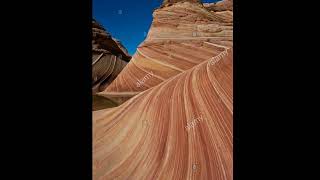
[92,20,131,94]
[93,0,233,179]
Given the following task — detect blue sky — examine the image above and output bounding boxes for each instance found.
[93,0,219,55]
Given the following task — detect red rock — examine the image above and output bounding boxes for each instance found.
[204,0,233,12]
[92,19,131,94]
[93,49,233,179]
[99,0,232,96]
[93,0,233,179]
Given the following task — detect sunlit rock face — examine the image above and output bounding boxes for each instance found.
[100,0,232,95]
[162,0,201,6]
[92,19,131,94]
[93,49,233,180]
[93,0,233,179]
[203,0,233,12]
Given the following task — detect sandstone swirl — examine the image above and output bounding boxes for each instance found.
[93,0,233,179]
[92,19,131,94]
[94,49,233,179]
[99,0,232,97]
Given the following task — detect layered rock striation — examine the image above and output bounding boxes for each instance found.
[204,0,233,12]
[99,0,232,98]
[92,19,131,94]
[93,0,233,179]
[94,48,233,179]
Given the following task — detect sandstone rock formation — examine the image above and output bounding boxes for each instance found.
[93,0,233,179]
[92,19,131,94]
[162,0,201,6]
[98,0,232,99]
[204,0,233,12]
[94,49,233,179]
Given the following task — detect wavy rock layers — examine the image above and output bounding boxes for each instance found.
[162,0,201,6]
[100,1,232,96]
[92,20,131,94]
[93,48,233,180]
[204,0,233,12]
[93,0,233,179]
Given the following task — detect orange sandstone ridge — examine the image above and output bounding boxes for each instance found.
[93,49,233,179]
[99,0,232,98]
[93,0,233,179]
[204,0,233,12]
[162,0,201,6]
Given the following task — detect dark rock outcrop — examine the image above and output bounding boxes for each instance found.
[92,19,131,94]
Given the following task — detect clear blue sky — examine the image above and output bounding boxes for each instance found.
[93,0,219,55]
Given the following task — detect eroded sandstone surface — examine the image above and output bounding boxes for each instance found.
[204,0,233,12]
[99,0,232,97]
[92,19,131,94]
[93,0,233,179]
